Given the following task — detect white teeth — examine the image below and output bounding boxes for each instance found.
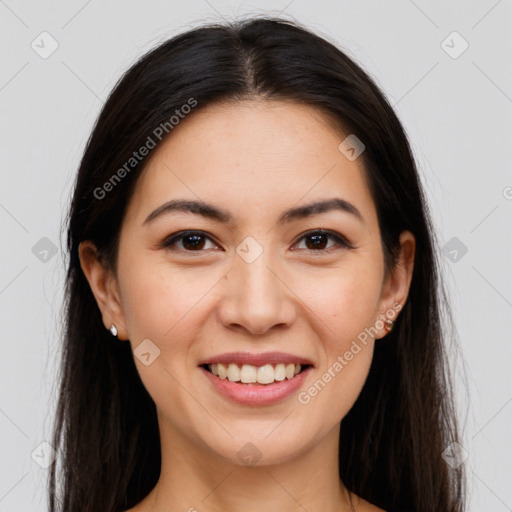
[274,363,286,381]
[286,363,296,379]
[257,364,275,384]
[217,363,227,379]
[227,364,241,382]
[240,364,257,383]
[207,362,304,384]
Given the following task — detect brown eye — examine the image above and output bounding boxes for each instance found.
[162,231,219,251]
[293,230,352,253]
[161,229,352,254]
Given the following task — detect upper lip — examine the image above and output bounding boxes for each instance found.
[198,351,314,367]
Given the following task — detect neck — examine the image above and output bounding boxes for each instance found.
[140,415,354,512]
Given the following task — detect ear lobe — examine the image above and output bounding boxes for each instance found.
[375,230,416,338]
[78,240,128,340]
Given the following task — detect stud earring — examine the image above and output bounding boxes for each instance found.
[384,319,394,333]
[109,324,118,337]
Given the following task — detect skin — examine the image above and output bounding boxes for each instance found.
[79,99,415,512]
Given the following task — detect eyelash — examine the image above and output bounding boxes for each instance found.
[160,229,354,255]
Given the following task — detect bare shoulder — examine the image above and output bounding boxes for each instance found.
[122,505,142,512]
[363,502,386,512]
[353,494,387,512]
[122,494,152,512]
[124,494,385,512]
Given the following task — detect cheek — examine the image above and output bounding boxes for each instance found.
[117,257,214,404]
[300,343,374,431]
[292,264,381,418]
[118,255,216,342]
[296,261,383,341]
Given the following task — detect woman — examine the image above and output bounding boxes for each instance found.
[49,16,465,512]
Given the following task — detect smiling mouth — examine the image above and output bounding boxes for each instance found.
[201,362,312,385]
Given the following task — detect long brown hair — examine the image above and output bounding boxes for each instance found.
[50,16,465,511]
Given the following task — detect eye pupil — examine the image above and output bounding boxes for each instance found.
[306,233,328,250]
[183,234,205,250]
[164,230,347,254]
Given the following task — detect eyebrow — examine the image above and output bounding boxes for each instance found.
[143,197,364,226]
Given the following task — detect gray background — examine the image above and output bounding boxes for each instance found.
[1,0,511,510]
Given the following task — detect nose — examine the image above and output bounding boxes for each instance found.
[217,249,297,336]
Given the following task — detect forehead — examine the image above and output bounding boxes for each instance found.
[124,100,377,230]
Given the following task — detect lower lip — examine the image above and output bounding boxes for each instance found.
[200,366,312,406]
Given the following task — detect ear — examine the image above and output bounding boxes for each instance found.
[78,240,129,340]
[375,230,415,339]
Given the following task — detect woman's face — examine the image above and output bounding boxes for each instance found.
[82,99,414,466]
